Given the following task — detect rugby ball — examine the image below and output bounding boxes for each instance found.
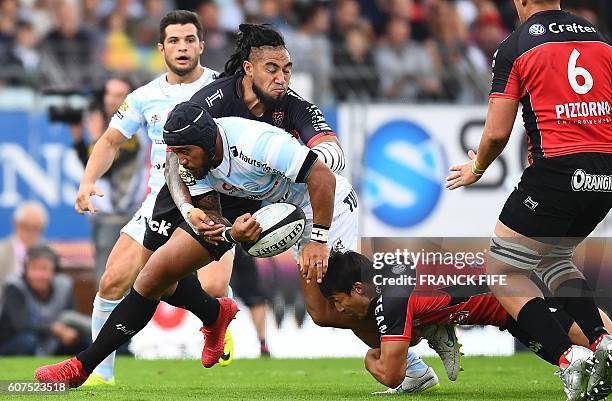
[245,203,306,258]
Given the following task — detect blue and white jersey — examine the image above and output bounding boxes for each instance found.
[108,68,217,207]
[191,117,351,214]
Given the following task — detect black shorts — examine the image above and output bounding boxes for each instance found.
[143,185,232,260]
[229,245,267,307]
[499,153,611,243]
[219,194,261,224]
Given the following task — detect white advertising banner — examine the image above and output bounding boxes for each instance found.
[338,104,610,237]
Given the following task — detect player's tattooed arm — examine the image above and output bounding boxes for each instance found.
[165,151,193,208]
[193,190,230,227]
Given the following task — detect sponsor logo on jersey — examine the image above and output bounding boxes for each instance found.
[230,148,290,180]
[374,296,387,334]
[307,104,331,132]
[179,165,196,186]
[115,101,130,119]
[150,114,161,126]
[529,24,546,36]
[272,111,284,127]
[523,196,539,211]
[205,89,223,107]
[548,22,597,34]
[555,101,610,120]
[572,169,612,192]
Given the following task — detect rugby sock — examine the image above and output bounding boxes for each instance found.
[77,289,158,374]
[162,274,220,326]
[553,278,607,345]
[406,349,429,376]
[517,297,573,366]
[91,294,122,381]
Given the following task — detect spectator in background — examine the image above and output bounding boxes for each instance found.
[131,0,168,73]
[427,0,489,102]
[284,1,333,105]
[472,3,506,64]
[0,201,48,299]
[330,0,371,45]
[101,11,139,72]
[332,24,379,101]
[0,0,19,37]
[196,0,236,73]
[1,19,42,87]
[374,16,441,101]
[0,245,91,356]
[257,0,290,32]
[29,0,58,39]
[69,76,146,283]
[40,1,102,88]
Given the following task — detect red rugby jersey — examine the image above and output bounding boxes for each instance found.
[490,10,611,162]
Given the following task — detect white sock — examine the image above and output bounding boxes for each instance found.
[406,349,429,376]
[91,293,123,381]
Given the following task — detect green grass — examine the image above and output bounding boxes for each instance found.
[0,354,563,401]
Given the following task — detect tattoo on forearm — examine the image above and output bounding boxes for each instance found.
[194,191,230,226]
[166,152,192,207]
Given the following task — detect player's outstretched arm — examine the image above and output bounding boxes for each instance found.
[446,97,518,190]
[300,160,335,284]
[75,127,127,214]
[365,341,409,389]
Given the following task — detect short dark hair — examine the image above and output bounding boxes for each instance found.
[221,23,286,77]
[25,244,60,273]
[159,10,204,44]
[319,251,375,298]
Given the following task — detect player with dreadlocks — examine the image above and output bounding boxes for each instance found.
[156,23,456,392]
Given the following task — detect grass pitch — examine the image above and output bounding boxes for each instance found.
[0,354,563,401]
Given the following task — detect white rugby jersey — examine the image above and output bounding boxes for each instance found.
[108,68,217,205]
[191,117,349,212]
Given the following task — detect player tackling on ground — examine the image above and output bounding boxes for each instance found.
[319,251,612,393]
[446,1,611,400]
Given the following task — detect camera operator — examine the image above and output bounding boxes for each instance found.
[68,77,147,283]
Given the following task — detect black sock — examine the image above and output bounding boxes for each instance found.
[554,278,607,345]
[517,297,573,365]
[162,274,220,326]
[77,288,159,373]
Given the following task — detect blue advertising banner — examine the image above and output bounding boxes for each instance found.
[0,111,89,240]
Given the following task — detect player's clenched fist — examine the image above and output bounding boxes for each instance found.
[299,241,330,284]
[75,183,104,214]
[231,213,262,243]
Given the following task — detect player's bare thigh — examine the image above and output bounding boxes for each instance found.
[197,250,234,298]
[134,227,212,299]
[98,233,153,300]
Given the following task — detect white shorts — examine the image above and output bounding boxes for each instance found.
[292,176,358,261]
[119,195,155,245]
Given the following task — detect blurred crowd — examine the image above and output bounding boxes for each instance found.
[0,0,609,104]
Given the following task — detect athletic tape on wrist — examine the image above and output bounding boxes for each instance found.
[179,203,194,219]
[310,224,330,243]
[222,227,237,244]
